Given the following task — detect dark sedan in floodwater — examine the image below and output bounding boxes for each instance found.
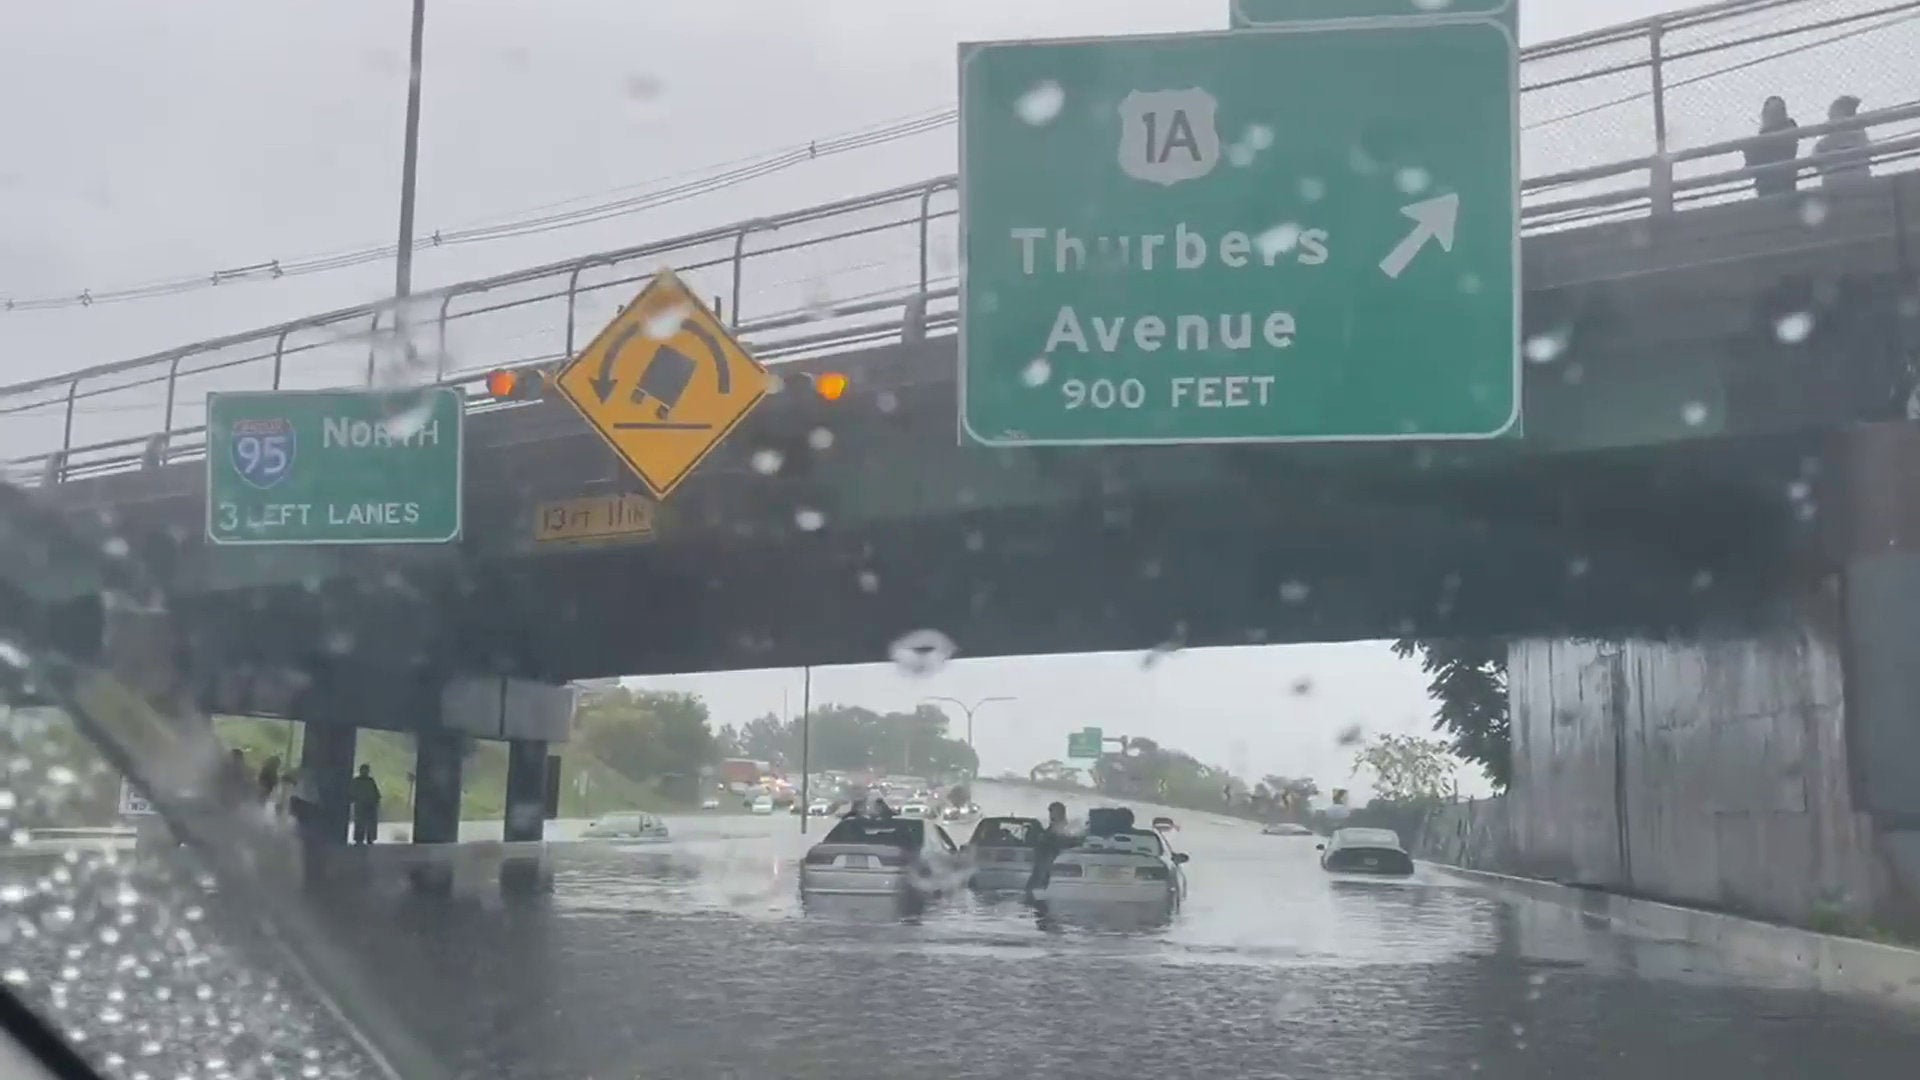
[1317,827,1414,877]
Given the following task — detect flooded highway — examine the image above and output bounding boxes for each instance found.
[8,782,1920,1078]
[287,783,1920,1079]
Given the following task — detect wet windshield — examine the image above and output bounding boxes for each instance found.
[7,1,1920,1078]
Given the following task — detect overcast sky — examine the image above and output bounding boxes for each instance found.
[5,0,1881,799]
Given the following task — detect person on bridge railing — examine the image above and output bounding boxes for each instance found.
[1813,95,1873,189]
[1744,96,1801,198]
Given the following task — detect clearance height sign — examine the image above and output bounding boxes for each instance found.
[958,20,1518,445]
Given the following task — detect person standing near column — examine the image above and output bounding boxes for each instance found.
[349,764,382,846]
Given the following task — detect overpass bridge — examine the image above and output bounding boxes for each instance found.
[6,0,1920,921]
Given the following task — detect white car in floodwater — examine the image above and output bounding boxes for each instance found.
[800,815,964,900]
[750,796,774,815]
[1318,827,1414,877]
[580,812,670,842]
[1035,824,1188,918]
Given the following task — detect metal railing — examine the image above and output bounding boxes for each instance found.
[4,0,1918,487]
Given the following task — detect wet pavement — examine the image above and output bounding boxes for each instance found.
[308,783,1920,1078]
[10,782,1920,1078]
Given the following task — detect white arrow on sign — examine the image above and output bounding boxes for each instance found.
[1377,192,1460,280]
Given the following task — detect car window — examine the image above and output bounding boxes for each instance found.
[969,818,1038,845]
[823,818,923,847]
[1335,828,1402,848]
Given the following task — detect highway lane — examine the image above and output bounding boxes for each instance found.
[9,783,1920,1079]
[304,783,1920,1077]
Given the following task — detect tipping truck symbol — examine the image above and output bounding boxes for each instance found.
[603,317,732,427]
[630,341,697,420]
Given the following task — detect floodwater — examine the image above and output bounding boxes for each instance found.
[8,782,1920,1079]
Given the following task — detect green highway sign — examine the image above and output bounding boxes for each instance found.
[1067,727,1104,759]
[1231,0,1514,26]
[206,388,464,546]
[959,21,1518,445]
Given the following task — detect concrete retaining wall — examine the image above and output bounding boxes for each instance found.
[1419,584,1912,927]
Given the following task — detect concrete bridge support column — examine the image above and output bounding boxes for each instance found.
[501,741,550,898]
[298,723,357,845]
[1832,423,1920,926]
[412,731,464,845]
[503,741,548,843]
[409,731,463,896]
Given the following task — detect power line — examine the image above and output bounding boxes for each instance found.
[1,106,957,314]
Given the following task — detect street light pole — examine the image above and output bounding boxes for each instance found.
[798,665,812,836]
[922,696,1015,755]
[393,0,428,304]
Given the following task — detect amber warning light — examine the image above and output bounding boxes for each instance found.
[487,368,546,401]
[814,372,849,402]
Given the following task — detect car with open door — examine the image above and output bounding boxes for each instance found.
[960,815,1043,892]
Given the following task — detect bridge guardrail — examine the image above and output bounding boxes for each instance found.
[3,0,1917,487]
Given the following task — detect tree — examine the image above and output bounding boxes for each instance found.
[1029,760,1082,785]
[733,712,796,764]
[946,783,970,807]
[1350,733,1459,803]
[1261,774,1319,805]
[575,688,719,783]
[715,703,977,778]
[1391,638,1510,789]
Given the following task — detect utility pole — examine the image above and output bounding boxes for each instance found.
[393,0,428,305]
[798,666,812,835]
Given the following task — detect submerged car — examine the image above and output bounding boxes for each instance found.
[1036,815,1189,917]
[580,811,670,842]
[1262,822,1313,836]
[1317,827,1414,876]
[961,816,1044,892]
[800,815,963,899]
[750,796,775,815]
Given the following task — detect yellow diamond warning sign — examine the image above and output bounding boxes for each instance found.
[553,270,770,499]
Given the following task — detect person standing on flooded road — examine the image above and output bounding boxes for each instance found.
[1026,801,1077,900]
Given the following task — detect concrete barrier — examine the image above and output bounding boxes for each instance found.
[1432,862,1920,1010]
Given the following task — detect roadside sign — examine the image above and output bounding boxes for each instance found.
[553,270,771,500]
[118,780,155,817]
[534,492,656,545]
[1067,727,1103,759]
[1230,0,1514,26]
[958,21,1518,445]
[206,387,463,545]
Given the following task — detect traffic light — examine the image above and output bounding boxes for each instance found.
[775,370,849,403]
[485,366,551,402]
[1331,788,1349,806]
